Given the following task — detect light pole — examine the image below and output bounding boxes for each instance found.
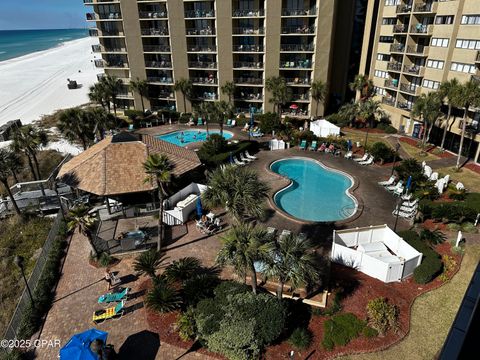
[391,142,401,176]
[14,256,35,308]
[393,197,402,232]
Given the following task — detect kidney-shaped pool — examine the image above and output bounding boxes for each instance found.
[270,157,357,222]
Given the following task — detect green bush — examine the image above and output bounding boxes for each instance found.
[326,112,350,128]
[145,278,182,313]
[124,109,144,120]
[322,313,366,350]
[448,188,466,201]
[362,326,379,338]
[98,252,113,267]
[199,141,251,166]
[198,134,228,158]
[464,193,480,212]
[213,280,251,304]
[182,273,220,306]
[257,112,281,134]
[366,297,399,335]
[394,159,424,191]
[384,125,398,134]
[431,203,477,224]
[176,307,197,341]
[179,112,192,124]
[420,228,446,245]
[288,327,312,350]
[368,142,397,163]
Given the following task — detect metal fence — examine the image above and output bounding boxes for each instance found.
[1,210,65,351]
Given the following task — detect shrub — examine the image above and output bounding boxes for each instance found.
[322,313,365,350]
[182,273,220,306]
[362,326,379,338]
[175,307,197,341]
[384,125,398,134]
[124,109,144,120]
[257,112,281,134]
[419,228,446,245]
[213,280,251,304]
[439,255,457,282]
[288,327,313,350]
[431,203,477,224]
[145,278,182,313]
[394,159,424,191]
[461,222,478,233]
[323,292,343,316]
[366,297,399,335]
[164,257,203,283]
[198,134,228,158]
[448,188,466,201]
[98,252,113,267]
[179,112,192,124]
[326,112,350,128]
[199,141,251,166]
[368,142,396,163]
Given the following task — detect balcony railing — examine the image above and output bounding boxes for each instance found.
[155,92,175,99]
[186,28,215,36]
[390,43,405,52]
[291,94,310,101]
[192,77,218,85]
[410,24,431,34]
[232,9,264,17]
[232,45,264,52]
[141,28,168,36]
[282,8,316,16]
[414,2,434,13]
[187,45,217,52]
[403,64,423,75]
[188,61,217,69]
[476,51,480,63]
[138,11,167,19]
[396,4,412,14]
[285,78,311,85]
[232,27,265,35]
[382,97,396,107]
[86,12,121,20]
[280,44,314,52]
[143,45,171,52]
[400,83,419,95]
[280,60,313,69]
[384,79,399,89]
[92,44,101,52]
[233,77,263,85]
[281,26,315,34]
[406,45,427,55]
[145,61,172,68]
[397,101,413,111]
[91,45,126,53]
[88,29,98,36]
[235,94,263,101]
[393,24,408,33]
[195,92,218,100]
[147,77,173,84]
[184,9,215,18]
[94,60,104,68]
[233,62,263,69]
[104,61,128,68]
[387,62,402,71]
[98,29,124,36]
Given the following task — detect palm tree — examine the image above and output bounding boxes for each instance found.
[87,107,116,140]
[356,99,386,147]
[3,149,22,184]
[452,80,480,169]
[66,205,97,255]
[174,78,193,113]
[11,125,48,181]
[145,277,182,313]
[57,108,96,150]
[143,154,173,251]
[203,165,269,223]
[163,257,203,283]
[349,74,374,101]
[438,79,461,150]
[263,234,320,300]
[88,82,109,112]
[100,75,123,116]
[338,100,358,127]
[133,249,166,278]
[221,81,236,105]
[130,78,149,113]
[0,148,22,216]
[195,102,211,134]
[311,80,327,117]
[412,92,443,148]
[265,76,292,121]
[217,223,270,294]
[208,100,232,137]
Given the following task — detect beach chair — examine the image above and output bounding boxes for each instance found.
[226,119,232,127]
[378,176,395,186]
[234,156,246,166]
[279,229,292,240]
[456,182,465,190]
[401,193,413,201]
[402,198,418,208]
[299,140,307,150]
[227,119,236,127]
[250,131,264,137]
[197,118,204,126]
[393,185,404,196]
[98,287,129,306]
[359,156,374,165]
[309,140,318,151]
[354,153,369,162]
[128,124,134,131]
[400,203,418,212]
[245,150,257,160]
[92,300,125,324]
[241,123,250,132]
[392,208,417,220]
[387,180,403,192]
[240,153,254,163]
[344,151,353,159]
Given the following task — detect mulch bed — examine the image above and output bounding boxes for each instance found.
[399,137,419,147]
[399,137,455,159]
[464,163,480,175]
[143,244,461,360]
[353,128,386,134]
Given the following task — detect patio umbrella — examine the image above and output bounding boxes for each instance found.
[196,197,203,219]
[347,139,353,151]
[405,175,412,194]
[229,152,234,164]
[60,328,108,360]
[289,104,299,110]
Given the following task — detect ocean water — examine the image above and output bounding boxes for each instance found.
[0,29,88,62]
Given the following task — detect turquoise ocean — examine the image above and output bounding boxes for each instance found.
[0,29,88,62]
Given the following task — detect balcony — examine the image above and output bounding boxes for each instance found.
[387,62,403,72]
[280,60,313,69]
[397,101,413,111]
[285,78,311,86]
[390,43,405,53]
[403,64,424,76]
[186,28,215,36]
[92,44,101,52]
[88,29,98,36]
[406,45,427,55]
[188,61,217,69]
[143,45,171,52]
[400,83,420,95]
[290,94,310,102]
[86,12,121,20]
[192,77,218,85]
[410,24,432,35]
[393,24,408,34]
[184,9,215,18]
[145,61,172,68]
[282,8,316,16]
[232,45,264,52]
[232,9,264,17]
[396,4,412,14]
[187,45,216,52]
[195,92,218,101]
[94,59,104,68]
[476,51,480,63]
[138,11,167,19]
[232,27,265,35]
[147,76,173,84]
[141,28,169,36]
[155,92,175,100]
[384,79,399,89]
[382,97,396,107]
[233,62,264,69]
[235,93,263,101]
[281,26,315,34]
[413,2,437,13]
[104,61,128,68]
[84,0,120,3]
[92,45,126,53]
[233,77,263,85]
[280,44,314,52]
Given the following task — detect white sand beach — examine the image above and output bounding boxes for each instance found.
[0,37,101,126]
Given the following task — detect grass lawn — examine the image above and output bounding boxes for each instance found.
[341,128,391,148]
[399,142,437,162]
[435,167,480,193]
[0,216,53,335]
[340,243,480,360]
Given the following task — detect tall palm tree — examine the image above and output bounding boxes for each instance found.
[88,82,109,112]
[174,78,193,113]
[263,234,320,300]
[356,99,386,147]
[3,150,23,184]
[311,80,327,117]
[143,154,173,251]
[203,165,269,223]
[452,80,480,169]
[208,100,231,137]
[195,102,211,134]
[265,76,292,121]
[412,92,442,148]
[66,205,97,255]
[58,108,96,150]
[133,249,166,278]
[221,81,236,105]
[0,148,22,216]
[130,78,149,113]
[217,223,270,294]
[349,74,374,102]
[338,100,358,127]
[11,125,48,181]
[87,107,116,140]
[438,79,461,150]
[100,75,123,116]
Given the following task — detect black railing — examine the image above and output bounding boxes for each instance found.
[232,45,263,52]
[184,9,215,18]
[144,45,171,52]
[232,9,264,17]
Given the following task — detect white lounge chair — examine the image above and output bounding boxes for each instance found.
[402,198,418,207]
[456,182,464,190]
[245,150,257,160]
[354,153,369,162]
[279,229,292,240]
[392,208,417,220]
[400,203,418,212]
[387,180,403,192]
[234,156,246,166]
[378,176,395,186]
[436,179,446,194]
[344,151,353,159]
[359,156,374,165]
[393,185,404,196]
[240,153,254,163]
[429,172,439,181]
[401,193,413,201]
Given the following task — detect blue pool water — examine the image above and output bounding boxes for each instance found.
[158,130,233,146]
[271,158,356,222]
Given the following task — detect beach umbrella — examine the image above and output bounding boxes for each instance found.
[60,328,108,360]
[229,152,234,164]
[196,197,203,219]
[289,104,299,110]
[406,175,412,192]
[347,139,352,151]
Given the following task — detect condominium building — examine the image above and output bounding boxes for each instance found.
[84,0,359,118]
[360,0,480,163]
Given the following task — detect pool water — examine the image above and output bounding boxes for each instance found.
[157,130,233,146]
[271,158,356,222]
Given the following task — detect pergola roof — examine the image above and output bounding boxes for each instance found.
[57,133,202,196]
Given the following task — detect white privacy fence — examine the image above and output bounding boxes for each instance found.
[163,183,208,225]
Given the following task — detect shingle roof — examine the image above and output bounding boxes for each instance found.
[57,133,202,196]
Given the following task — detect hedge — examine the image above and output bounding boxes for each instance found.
[368,142,397,163]
[322,313,366,350]
[199,141,252,166]
[419,200,477,224]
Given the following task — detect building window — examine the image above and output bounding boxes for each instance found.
[426,59,444,69]
[374,86,387,96]
[384,0,400,6]
[435,16,454,25]
[382,17,396,25]
[455,39,480,50]
[461,15,480,25]
[431,38,449,47]
[379,36,394,43]
[422,79,440,90]
[450,62,477,74]
[374,70,389,79]
[377,53,391,61]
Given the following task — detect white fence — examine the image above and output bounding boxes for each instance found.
[163,183,208,225]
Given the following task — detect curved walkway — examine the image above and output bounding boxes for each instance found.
[340,242,480,360]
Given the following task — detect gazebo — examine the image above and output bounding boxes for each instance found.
[57,132,202,212]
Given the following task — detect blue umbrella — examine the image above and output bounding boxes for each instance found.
[347,139,352,151]
[196,197,203,219]
[229,152,234,164]
[60,329,108,360]
[405,175,412,194]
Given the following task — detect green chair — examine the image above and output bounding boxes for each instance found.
[197,118,203,125]
[299,140,307,150]
[309,140,317,151]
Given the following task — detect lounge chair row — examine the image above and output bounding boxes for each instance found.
[299,140,342,156]
[93,285,129,324]
[378,176,405,196]
[196,217,222,235]
[226,150,258,167]
[353,152,374,166]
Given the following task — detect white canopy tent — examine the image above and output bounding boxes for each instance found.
[309,119,340,138]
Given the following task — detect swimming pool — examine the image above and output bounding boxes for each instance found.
[270,158,357,222]
[157,130,233,147]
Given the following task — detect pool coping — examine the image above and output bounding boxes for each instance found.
[265,156,364,226]
[156,128,235,148]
